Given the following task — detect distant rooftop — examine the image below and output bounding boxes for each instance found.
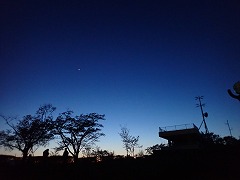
[159,123,202,150]
[159,123,198,132]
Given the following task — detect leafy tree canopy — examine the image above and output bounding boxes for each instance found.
[145,144,166,155]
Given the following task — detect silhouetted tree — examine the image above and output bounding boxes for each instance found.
[228,81,240,101]
[136,149,145,157]
[223,136,239,146]
[53,111,105,163]
[119,126,142,156]
[0,131,5,147]
[91,146,114,161]
[145,143,166,155]
[201,132,224,146]
[0,104,56,161]
[82,145,92,157]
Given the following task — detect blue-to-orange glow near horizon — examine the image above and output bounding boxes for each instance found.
[1,0,240,156]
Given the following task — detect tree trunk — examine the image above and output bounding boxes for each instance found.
[73,154,78,163]
[22,149,29,161]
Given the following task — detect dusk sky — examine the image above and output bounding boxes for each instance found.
[1,0,240,156]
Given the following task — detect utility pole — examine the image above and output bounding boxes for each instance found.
[195,96,209,134]
[225,120,233,137]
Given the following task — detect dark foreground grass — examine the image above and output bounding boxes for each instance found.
[1,148,239,180]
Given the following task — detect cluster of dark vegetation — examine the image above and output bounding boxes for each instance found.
[146,133,240,155]
[0,144,239,180]
[0,100,239,179]
[1,133,239,180]
[0,104,105,163]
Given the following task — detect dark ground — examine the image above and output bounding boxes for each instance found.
[1,148,239,180]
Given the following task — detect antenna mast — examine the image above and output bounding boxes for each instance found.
[225,120,233,137]
[195,96,209,134]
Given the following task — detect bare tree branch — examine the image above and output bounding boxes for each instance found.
[53,111,105,163]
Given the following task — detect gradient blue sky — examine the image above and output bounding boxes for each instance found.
[1,0,240,156]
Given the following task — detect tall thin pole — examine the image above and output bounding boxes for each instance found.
[195,96,209,134]
[226,120,233,137]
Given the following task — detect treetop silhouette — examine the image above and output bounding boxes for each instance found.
[0,104,56,160]
[53,111,105,163]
